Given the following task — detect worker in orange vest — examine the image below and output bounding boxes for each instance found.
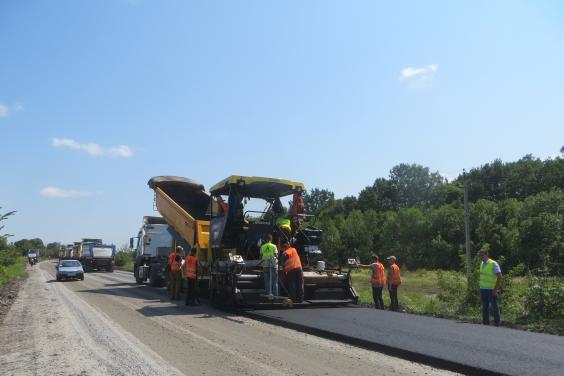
[165,245,184,295]
[357,255,386,309]
[169,246,183,300]
[280,242,304,303]
[184,248,198,306]
[386,256,401,311]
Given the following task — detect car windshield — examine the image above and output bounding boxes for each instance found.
[60,261,80,267]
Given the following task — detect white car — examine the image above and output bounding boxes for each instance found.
[56,260,85,281]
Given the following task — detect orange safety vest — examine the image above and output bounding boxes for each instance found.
[185,255,197,280]
[390,264,401,285]
[370,262,386,286]
[168,252,177,266]
[283,247,302,273]
[171,260,182,273]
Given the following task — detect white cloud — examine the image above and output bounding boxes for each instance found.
[0,102,24,118]
[107,145,133,158]
[52,137,134,158]
[399,64,438,81]
[40,187,97,198]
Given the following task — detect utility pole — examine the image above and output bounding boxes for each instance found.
[463,169,472,282]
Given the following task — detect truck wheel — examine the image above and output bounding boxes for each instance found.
[149,268,159,287]
[134,266,144,284]
[56,275,61,282]
[107,266,114,273]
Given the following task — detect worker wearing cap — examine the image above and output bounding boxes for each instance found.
[357,255,386,309]
[184,248,198,306]
[260,234,278,299]
[281,242,304,303]
[386,256,401,311]
[478,248,502,326]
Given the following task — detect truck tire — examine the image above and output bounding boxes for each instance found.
[134,266,144,285]
[149,268,161,287]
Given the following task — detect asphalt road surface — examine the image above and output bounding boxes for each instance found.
[0,262,458,376]
[247,303,564,376]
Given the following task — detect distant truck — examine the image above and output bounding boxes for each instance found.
[77,239,116,272]
[131,216,174,287]
[27,249,39,265]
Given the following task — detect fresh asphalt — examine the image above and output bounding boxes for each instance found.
[242,306,564,376]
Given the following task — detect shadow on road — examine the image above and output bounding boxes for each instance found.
[103,282,139,287]
[136,304,245,324]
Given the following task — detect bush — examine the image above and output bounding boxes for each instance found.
[525,268,564,320]
[114,249,135,271]
[0,248,21,267]
[0,248,28,288]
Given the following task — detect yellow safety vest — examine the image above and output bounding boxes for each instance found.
[277,218,291,230]
[260,243,276,259]
[479,260,497,289]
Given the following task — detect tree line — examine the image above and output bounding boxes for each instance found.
[304,155,564,275]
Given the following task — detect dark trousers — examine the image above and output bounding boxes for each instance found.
[480,289,500,325]
[185,278,196,305]
[287,268,304,302]
[372,286,384,309]
[388,285,399,311]
[169,271,182,300]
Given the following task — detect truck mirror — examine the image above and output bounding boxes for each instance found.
[129,237,134,249]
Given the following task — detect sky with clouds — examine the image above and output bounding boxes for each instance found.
[1,0,564,246]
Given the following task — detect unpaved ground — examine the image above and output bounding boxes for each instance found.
[0,275,25,323]
[0,262,459,376]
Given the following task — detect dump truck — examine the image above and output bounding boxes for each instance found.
[147,176,211,292]
[131,216,175,286]
[78,239,115,272]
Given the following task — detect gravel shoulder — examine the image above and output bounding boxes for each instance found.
[1,261,459,376]
[0,262,183,376]
[0,274,26,324]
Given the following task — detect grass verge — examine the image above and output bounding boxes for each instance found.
[350,268,563,335]
[0,256,28,288]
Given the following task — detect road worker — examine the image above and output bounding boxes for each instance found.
[184,248,198,306]
[478,248,502,326]
[357,255,386,309]
[260,234,278,299]
[169,253,182,300]
[386,256,401,311]
[167,246,181,295]
[281,242,304,303]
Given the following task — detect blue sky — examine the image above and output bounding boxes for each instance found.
[1,0,563,246]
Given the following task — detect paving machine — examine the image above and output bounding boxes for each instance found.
[207,175,358,306]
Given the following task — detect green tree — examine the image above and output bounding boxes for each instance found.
[0,207,17,240]
[14,238,45,255]
[389,163,448,208]
[303,188,335,215]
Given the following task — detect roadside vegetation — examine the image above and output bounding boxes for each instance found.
[114,245,135,272]
[1,209,27,288]
[0,246,27,289]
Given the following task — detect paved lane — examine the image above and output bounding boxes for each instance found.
[246,306,564,376]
